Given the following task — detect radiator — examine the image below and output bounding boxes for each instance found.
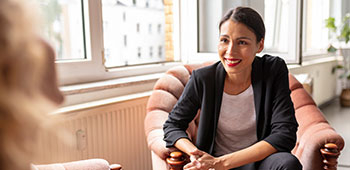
[33,96,152,170]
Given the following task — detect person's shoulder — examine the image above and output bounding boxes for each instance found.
[258,54,286,64]
[256,54,287,69]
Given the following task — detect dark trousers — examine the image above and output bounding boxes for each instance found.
[233,152,302,170]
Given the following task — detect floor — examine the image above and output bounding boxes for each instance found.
[321,99,350,169]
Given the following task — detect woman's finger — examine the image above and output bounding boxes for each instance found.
[184,162,200,170]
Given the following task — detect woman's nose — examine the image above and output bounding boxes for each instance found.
[226,42,236,55]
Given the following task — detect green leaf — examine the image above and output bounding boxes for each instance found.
[339,13,350,44]
[332,67,336,74]
[327,45,337,53]
[337,65,344,69]
[345,71,350,80]
[340,24,350,43]
[332,65,344,74]
[325,17,337,32]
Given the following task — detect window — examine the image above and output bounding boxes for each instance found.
[264,0,291,53]
[303,0,330,56]
[101,0,166,68]
[37,0,180,86]
[38,0,86,60]
[263,0,300,63]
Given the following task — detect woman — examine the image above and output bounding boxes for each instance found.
[163,7,302,170]
[0,0,64,169]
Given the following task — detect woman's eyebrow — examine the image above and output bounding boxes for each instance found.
[219,35,252,41]
[236,36,252,41]
[219,34,229,38]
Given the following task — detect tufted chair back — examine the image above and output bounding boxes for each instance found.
[144,62,344,170]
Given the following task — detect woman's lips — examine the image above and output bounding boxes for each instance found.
[225,58,241,67]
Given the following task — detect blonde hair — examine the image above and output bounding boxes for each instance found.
[0,0,63,169]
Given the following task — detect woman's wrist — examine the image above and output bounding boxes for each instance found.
[215,156,228,169]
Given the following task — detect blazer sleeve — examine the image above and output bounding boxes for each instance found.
[263,58,298,152]
[163,70,202,147]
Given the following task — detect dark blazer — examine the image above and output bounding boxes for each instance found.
[163,55,298,155]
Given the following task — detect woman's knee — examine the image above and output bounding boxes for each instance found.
[281,153,302,169]
[259,152,302,170]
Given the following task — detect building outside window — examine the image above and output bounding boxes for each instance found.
[102,0,166,68]
[38,0,86,61]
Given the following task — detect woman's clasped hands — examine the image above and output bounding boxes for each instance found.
[184,149,226,170]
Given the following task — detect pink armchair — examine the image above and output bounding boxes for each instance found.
[31,159,122,170]
[144,62,344,170]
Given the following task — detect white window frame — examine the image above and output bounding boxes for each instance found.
[261,0,301,64]
[301,0,331,61]
[56,0,181,86]
[179,0,219,64]
[301,0,350,61]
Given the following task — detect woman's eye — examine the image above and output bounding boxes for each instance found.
[238,41,247,45]
[220,38,228,43]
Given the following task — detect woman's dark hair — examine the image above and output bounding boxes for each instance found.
[219,7,265,42]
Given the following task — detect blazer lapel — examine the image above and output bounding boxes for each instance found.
[251,57,263,139]
[209,62,226,153]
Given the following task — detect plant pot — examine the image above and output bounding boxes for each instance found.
[340,88,350,107]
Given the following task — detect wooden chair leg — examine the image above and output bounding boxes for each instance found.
[320,143,340,170]
[166,151,187,170]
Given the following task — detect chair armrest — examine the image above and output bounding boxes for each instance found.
[33,159,122,170]
[293,122,344,170]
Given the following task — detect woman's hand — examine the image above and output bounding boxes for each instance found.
[183,149,225,170]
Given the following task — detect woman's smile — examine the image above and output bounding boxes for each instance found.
[224,58,242,67]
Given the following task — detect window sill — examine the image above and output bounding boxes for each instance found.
[59,73,163,107]
[60,73,162,95]
[53,91,152,115]
[288,55,339,69]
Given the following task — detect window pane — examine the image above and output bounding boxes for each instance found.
[198,0,221,53]
[264,0,290,53]
[263,0,299,62]
[38,0,86,60]
[102,0,166,68]
[304,0,330,54]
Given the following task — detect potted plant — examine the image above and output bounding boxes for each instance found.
[325,13,350,107]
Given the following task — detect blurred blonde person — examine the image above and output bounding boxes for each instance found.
[0,0,64,169]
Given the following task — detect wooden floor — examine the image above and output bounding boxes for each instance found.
[321,99,350,169]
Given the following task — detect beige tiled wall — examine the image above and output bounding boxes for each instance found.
[164,0,174,61]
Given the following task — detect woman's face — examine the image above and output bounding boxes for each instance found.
[218,20,264,75]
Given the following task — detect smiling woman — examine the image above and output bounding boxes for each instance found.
[163,7,302,170]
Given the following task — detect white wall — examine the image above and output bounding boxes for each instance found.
[289,58,339,105]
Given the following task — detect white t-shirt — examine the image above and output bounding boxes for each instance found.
[213,85,257,157]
